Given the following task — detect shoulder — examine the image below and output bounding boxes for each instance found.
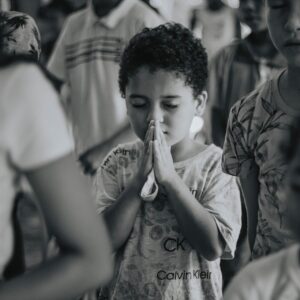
[62,7,89,32]
[101,140,142,169]
[209,39,242,72]
[230,80,272,119]
[128,0,162,24]
[2,62,52,103]
[189,144,223,173]
[214,39,241,59]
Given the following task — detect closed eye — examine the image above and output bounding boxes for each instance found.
[132,103,146,108]
[163,103,179,109]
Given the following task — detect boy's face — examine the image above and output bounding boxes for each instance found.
[284,143,300,240]
[125,67,206,147]
[238,0,268,33]
[267,0,300,66]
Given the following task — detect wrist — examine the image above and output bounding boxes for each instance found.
[160,171,180,191]
[129,173,147,196]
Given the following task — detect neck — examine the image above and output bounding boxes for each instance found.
[92,0,122,18]
[249,29,270,45]
[279,66,300,110]
[248,30,278,59]
[286,66,300,91]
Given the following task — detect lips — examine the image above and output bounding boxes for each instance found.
[284,40,300,47]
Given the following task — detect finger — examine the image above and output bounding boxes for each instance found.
[154,120,161,144]
[153,140,161,162]
[153,140,162,173]
[144,125,154,155]
[145,140,154,173]
[144,122,151,143]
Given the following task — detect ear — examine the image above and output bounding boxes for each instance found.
[194,91,207,117]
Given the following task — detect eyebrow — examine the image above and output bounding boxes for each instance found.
[128,94,181,100]
[128,94,149,100]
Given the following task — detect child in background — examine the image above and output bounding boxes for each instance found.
[205,0,285,147]
[224,122,300,300]
[222,0,300,259]
[95,23,241,299]
[204,0,285,288]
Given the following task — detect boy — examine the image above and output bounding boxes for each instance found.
[224,122,300,299]
[222,0,300,259]
[96,23,241,299]
[47,0,162,174]
[205,0,285,147]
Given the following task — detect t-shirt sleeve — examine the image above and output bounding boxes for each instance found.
[95,150,121,214]
[202,155,241,259]
[47,18,69,81]
[7,64,73,170]
[222,95,257,177]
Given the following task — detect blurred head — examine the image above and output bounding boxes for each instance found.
[267,0,300,67]
[238,0,268,33]
[91,0,123,17]
[280,121,300,241]
[0,11,41,60]
[119,23,208,146]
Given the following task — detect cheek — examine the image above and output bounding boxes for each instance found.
[168,107,195,131]
[127,110,147,140]
[267,12,285,51]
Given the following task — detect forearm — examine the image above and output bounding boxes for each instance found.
[0,250,108,300]
[239,169,259,252]
[103,180,143,252]
[163,175,224,261]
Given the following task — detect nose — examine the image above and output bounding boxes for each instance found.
[284,4,300,33]
[146,104,163,123]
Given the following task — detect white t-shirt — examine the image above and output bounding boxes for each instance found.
[0,62,73,276]
[224,245,300,300]
[96,141,241,299]
[48,0,163,155]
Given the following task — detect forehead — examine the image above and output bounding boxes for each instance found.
[128,67,186,90]
[126,67,196,100]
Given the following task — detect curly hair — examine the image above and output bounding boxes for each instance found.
[119,23,208,98]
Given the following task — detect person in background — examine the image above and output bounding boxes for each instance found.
[203,1,286,287]
[205,0,285,147]
[0,56,113,300]
[0,10,44,279]
[95,23,241,299]
[224,120,300,300]
[222,0,300,262]
[47,0,163,176]
[190,0,240,61]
